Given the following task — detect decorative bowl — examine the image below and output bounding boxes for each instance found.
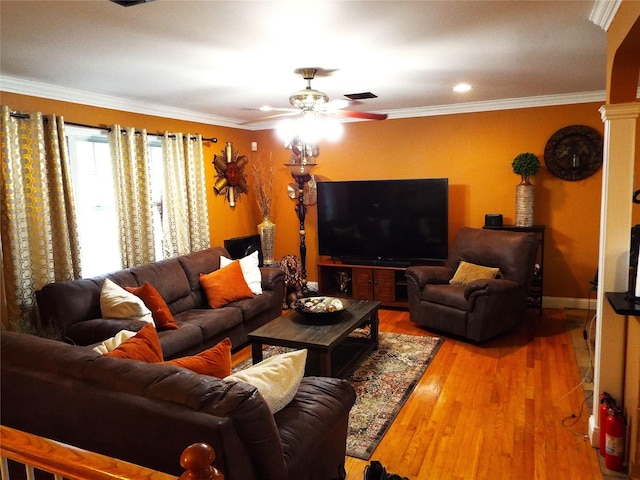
[291,296,348,316]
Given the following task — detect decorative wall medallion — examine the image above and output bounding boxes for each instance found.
[544,125,603,181]
[213,142,248,207]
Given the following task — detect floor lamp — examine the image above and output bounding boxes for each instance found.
[285,161,316,293]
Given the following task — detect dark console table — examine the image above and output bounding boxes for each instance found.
[483,224,545,314]
[606,291,640,316]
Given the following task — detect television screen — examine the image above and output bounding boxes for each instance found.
[317,178,448,266]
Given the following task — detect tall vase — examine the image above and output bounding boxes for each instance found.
[258,217,276,266]
[515,176,534,227]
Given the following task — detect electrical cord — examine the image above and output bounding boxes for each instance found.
[559,283,597,438]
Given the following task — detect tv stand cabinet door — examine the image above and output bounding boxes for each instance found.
[352,268,374,300]
[373,269,396,304]
[351,267,397,304]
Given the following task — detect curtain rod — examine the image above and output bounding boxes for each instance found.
[8,115,217,143]
[65,121,218,143]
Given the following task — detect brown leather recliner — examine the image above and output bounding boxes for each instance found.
[405,227,538,343]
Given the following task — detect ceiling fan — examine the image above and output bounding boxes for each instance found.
[244,68,387,124]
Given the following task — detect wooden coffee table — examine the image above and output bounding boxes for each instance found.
[248,299,381,378]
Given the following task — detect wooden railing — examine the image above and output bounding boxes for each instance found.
[0,426,223,480]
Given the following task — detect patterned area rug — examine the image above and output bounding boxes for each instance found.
[233,331,443,460]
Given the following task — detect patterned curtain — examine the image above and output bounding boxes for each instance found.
[161,133,210,258]
[0,106,81,329]
[109,125,155,268]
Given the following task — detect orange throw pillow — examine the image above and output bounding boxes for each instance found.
[125,282,178,330]
[199,260,253,308]
[104,323,164,363]
[164,338,232,378]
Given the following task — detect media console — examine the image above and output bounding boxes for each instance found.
[318,259,419,308]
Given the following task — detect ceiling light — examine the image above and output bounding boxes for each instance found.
[453,83,472,93]
[259,106,273,112]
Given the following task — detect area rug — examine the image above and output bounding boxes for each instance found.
[232,331,443,460]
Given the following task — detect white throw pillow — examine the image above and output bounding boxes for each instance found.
[220,250,262,295]
[100,278,154,325]
[225,349,307,414]
[92,329,137,354]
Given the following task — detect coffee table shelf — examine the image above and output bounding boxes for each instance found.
[248,299,381,378]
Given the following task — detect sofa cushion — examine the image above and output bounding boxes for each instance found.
[93,329,137,354]
[178,247,227,291]
[104,324,164,362]
[422,284,469,310]
[221,250,262,295]
[130,258,191,305]
[125,282,179,330]
[100,278,154,324]
[226,349,307,414]
[174,307,243,342]
[156,323,204,359]
[164,338,232,378]
[200,260,254,308]
[450,261,500,286]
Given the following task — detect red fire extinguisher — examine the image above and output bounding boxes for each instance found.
[605,406,626,472]
[599,392,615,456]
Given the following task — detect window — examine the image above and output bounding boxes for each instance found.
[66,126,164,278]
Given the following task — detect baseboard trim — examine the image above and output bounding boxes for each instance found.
[589,414,599,448]
[542,296,597,310]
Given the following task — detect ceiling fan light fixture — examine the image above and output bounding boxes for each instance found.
[289,88,329,110]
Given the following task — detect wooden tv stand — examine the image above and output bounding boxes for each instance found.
[317,259,410,308]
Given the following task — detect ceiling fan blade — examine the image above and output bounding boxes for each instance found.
[321,99,361,111]
[241,110,301,125]
[329,110,388,121]
[241,107,298,113]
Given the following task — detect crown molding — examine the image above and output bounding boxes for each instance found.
[1,74,610,130]
[589,0,622,31]
[386,91,607,120]
[0,75,240,129]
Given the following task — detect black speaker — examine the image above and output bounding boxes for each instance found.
[484,214,503,227]
[224,234,263,267]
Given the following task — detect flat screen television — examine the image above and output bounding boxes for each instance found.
[317,178,448,266]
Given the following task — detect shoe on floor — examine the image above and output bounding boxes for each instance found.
[364,460,387,480]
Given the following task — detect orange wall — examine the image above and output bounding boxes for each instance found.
[254,103,605,299]
[2,92,604,299]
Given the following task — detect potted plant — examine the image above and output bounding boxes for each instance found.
[511,152,540,183]
[511,152,540,227]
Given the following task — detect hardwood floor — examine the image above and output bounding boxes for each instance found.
[232,308,603,480]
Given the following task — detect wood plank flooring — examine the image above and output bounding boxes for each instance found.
[232,308,603,480]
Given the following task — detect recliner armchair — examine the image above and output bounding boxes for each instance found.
[405,227,538,343]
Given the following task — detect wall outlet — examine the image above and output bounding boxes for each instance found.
[251,141,258,151]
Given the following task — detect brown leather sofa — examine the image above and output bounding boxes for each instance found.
[405,227,537,342]
[1,331,356,480]
[36,247,284,359]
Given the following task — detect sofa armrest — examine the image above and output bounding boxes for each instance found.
[65,318,148,346]
[260,266,284,292]
[405,265,454,289]
[464,278,520,299]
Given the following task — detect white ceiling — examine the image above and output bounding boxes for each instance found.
[0,1,612,129]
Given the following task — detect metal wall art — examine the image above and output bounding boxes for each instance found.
[213,142,248,207]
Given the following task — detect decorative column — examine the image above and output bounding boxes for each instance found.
[590,102,639,450]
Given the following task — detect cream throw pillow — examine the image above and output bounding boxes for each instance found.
[449,261,500,286]
[225,349,307,413]
[220,250,262,295]
[100,278,154,325]
[93,329,137,354]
